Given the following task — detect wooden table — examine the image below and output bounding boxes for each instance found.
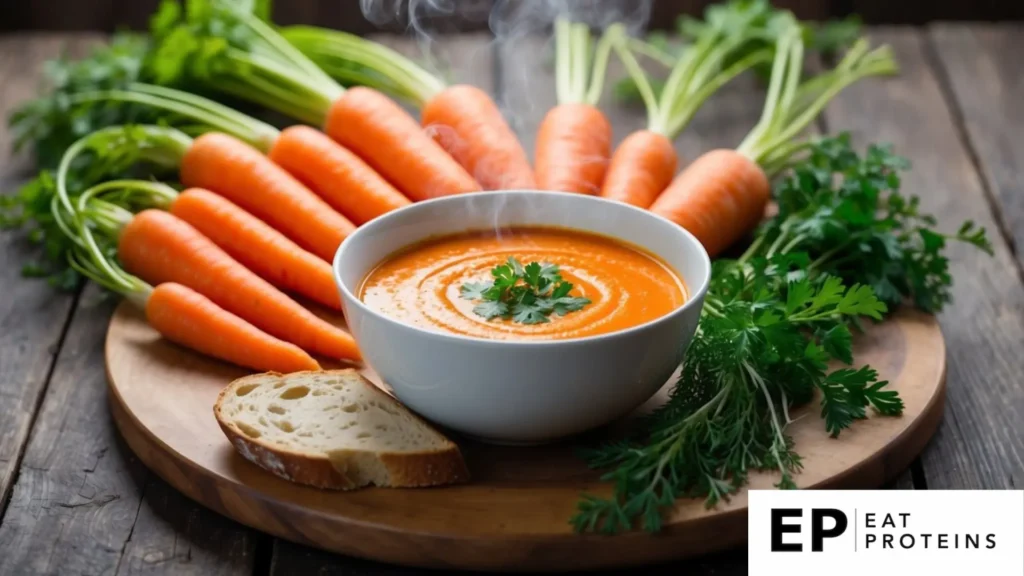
[0,26,1021,575]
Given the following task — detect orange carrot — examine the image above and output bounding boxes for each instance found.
[147,283,321,373]
[600,130,677,208]
[181,132,356,261]
[325,87,481,201]
[649,150,770,257]
[534,20,617,195]
[118,209,361,362]
[281,27,534,191]
[56,195,321,373]
[535,103,612,195]
[169,188,341,310]
[269,125,410,225]
[422,85,535,190]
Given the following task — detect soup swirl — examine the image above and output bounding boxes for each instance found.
[359,227,687,341]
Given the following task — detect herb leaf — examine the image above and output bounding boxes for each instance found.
[460,259,590,324]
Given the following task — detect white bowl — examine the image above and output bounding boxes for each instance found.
[333,191,711,444]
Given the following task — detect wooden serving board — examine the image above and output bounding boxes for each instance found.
[105,301,945,572]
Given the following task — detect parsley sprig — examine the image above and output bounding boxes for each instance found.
[460,257,591,325]
[573,135,991,534]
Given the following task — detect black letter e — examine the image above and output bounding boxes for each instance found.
[771,508,803,552]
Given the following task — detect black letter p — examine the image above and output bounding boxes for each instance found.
[811,508,848,552]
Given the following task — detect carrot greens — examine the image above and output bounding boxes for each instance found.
[573,135,991,534]
[149,0,343,125]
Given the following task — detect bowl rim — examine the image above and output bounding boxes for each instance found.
[333,190,712,348]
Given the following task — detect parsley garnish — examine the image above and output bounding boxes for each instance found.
[459,257,591,325]
[572,135,991,534]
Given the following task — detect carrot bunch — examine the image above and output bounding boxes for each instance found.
[51,179,331,373]
[71,83,411,228]
[649,21,897,256]
[282,25,535,190]
[600,2,778,208]
[533,18,617,195]
[150,0,482,201]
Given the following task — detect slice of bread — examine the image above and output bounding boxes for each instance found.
[214,369,469,490]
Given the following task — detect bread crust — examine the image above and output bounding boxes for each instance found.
[214,369,469,490]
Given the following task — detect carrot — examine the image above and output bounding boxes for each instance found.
[422,85,535,190]
[325,87,481,201]
[600,130,677,208]
[535,103,612,195]
[181,132,356,261]
[598,17,773,208]
[268,125,410,225]
[54,126,347,309]
[53,201,321,373]
[151,6,482,200]
[650,26,897,256]
[147,283,322,373]
[282,26,534,190]
[650,150,769,257]
[169,188,341,310]
[534,19,616,195]
[71,84,411,228]
[118,209,360,362]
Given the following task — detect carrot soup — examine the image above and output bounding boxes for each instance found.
[359,227,687,341]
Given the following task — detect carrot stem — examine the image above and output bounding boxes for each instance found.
[282,26,446,106]
[609,26,663,133]
[554,18,615,106]
[609,6,777,140]
[737,34,898,166]
[56,126,191,222]
[70,85,280,152]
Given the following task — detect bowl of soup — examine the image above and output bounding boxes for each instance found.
[334,191,711,443]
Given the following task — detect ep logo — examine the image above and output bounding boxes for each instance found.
[771,508,848,552]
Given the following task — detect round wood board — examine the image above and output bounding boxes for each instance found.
[105,301,945,572]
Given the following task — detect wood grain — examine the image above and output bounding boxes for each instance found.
[115,475,255,576]
[0,33,97,518]
[928,23,1024,271]
[0,287,148,575]
[271,538,749,576]
[820,27,1024,491]
[105,299,945,572]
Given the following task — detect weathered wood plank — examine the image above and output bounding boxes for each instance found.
[821,27,1024,491]
[0,281,258,575]
[0,286,147,575]
[271,538,748,576]
[928,24,1024,271]
[114,475,255,576]
[0,33,99,518]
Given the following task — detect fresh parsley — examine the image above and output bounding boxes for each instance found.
[459,257,591,325]
[573,135,991,534]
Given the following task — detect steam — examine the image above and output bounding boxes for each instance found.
[357,0,652,94]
